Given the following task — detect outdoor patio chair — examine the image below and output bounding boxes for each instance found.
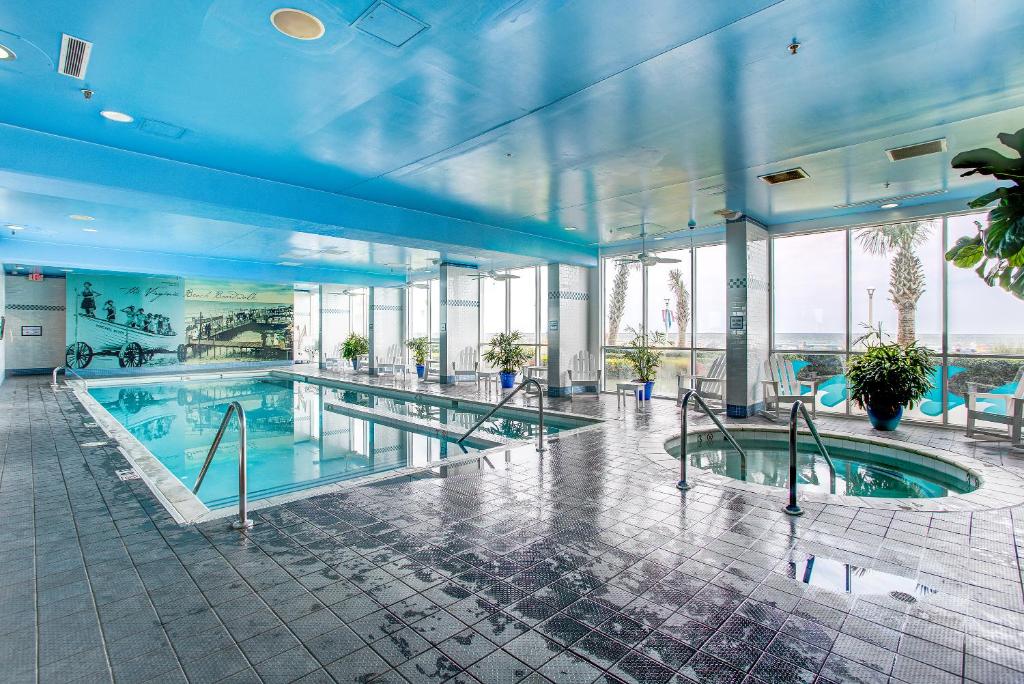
[761,355,819,420]
[451,346,477,383]
[677,354,725,410]
[375,343,404,376]
[567,350,601,401]
[966,365,1024,447]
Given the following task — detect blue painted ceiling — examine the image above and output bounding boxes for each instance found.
[1,0,1022,282]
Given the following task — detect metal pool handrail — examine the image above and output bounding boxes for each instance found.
[785,400,836,516]
[677,389,746,491]
[457,378,545,453]
[193,401,253,530]
[53,365,86,390]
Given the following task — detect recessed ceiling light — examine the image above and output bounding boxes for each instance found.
[61,268,74,272]
[271,8,325,40]
[0,43,16,61]
[880,202,899,209]
[652,236,665,241]
[14,265,24,270]
[100,110,134,123]
[68,214,95,221]
[277,261,301,267]
[564,226,577,231]
[82,227,98,233]
[7,224,25,231]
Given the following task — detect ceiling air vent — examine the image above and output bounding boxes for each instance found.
[885,138,946,162]
[353,1,429,47]
[58,34,92,79]
[758,168,809,185]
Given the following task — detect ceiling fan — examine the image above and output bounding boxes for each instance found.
[615,223,681,267]
[471,270,520,281]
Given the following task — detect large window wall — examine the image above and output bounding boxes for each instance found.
[602,243,726,396]
[319,286,367,365]
[771,211,1024,425]
[478,266,546,365]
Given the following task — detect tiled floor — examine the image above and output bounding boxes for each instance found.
[2,372,1024,683]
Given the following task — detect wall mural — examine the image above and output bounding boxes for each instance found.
[65,273,186,369]
[66,274,293,370]
[184,279,293,364]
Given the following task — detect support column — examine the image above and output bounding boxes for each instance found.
[368,286,403,375]
[546,263,593,396]
[439,263,479,384]
[725,216,770,417]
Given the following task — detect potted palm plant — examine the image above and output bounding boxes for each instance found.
[847,326,933,430]
[406,336,429,378]
[482,330,533,388]
[622,327,665,400]
[342,333,369,370]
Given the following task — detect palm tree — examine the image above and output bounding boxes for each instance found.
[606,262,633,345]
[668,269,690,348]
[856,221,931,346]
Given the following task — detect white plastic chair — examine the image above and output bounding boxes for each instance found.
[451,346,477,383]
[966,366,1023,447]
[678,354,725,410]
[761,355,818,420]
[375,343,403,376]
[567,351,602,401]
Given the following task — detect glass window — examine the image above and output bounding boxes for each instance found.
[430,279,440,357]
[948,212,1024,355]
[604,258,642,345]
[320,285,351,363]
[646,249,691,348]
[480,276,506,343]
[772,230,845,351]
[350,289,366,337]
[694,244,726,349]
[851,219,942,351]
[408,284,429,340]
[509,267,537,343]
[539,266,549,346]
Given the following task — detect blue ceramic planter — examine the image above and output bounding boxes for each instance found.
[500,371,517,389]
[636,381,654,400]
[416,364,425,378]
[867,404,903,431]
[350,359,358,370]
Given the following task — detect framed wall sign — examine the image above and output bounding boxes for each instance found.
[21,325,42,336]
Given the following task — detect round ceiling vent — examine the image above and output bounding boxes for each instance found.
[271,8,325,40]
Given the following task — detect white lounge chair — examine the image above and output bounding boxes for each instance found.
[761,355,819,420]
[375,343,404,376]
[966,366,1023,447]
[451,346,477,383]
[567,351,602,401]
[476,359,502,395]
[678,354,725,410]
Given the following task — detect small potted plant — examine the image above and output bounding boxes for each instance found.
[623,327,665,400]
[342,333,369,371]
[847,326,933,430]
[483,330,534,389]
[406,336,429,378]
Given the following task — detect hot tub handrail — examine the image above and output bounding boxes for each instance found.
[193,401,253,530]
[677,389,745,491]
[457,378,545,454]
[786,400,836,515]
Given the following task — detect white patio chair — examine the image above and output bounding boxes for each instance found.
[567,350,602,401]
[523,364,547,400]
[678,354,725,410]
[451,346,477,383]
[475,358,502,395]
[966,366,1023,447]
[761,355,819,420]
[375,343,403,376]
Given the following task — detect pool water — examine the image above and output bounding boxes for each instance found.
[667,436,976,498]
[90,376,513,508]
[309,382,566,440]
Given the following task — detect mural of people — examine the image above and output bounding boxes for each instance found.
[80,282,100,317]
[103,300,116,322]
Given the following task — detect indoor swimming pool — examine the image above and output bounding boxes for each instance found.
[88,375,549,509]
[666,433,978,498]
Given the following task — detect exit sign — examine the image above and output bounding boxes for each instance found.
[27,273,44,281]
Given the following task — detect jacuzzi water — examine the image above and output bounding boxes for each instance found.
[89,375,562,509]
[667,435,977,498]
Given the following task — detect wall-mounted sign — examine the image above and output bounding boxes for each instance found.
[729,315,745,331]
[21,325,43,336]
[548,320,559,331]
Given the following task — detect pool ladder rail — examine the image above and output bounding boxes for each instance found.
[193,401,253,530]
[458,378,545,454]
[785,400,836,516]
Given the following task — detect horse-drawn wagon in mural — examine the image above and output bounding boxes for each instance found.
[65,314,187,369]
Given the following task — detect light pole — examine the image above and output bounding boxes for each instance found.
[866,288,875,327]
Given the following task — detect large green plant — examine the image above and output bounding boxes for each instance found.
[482,330,533,374]
[342,333,369,361]
[622,327,665,382]
[847,326,933,415]
[944,127,1024,299]
[405,336,429,365]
